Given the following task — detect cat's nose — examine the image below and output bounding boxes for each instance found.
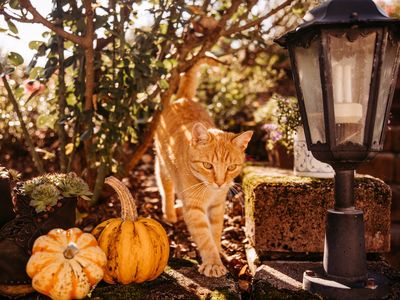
[216,182,224,188]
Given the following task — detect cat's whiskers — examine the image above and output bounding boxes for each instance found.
[185,182,210,216]
[180,182,206,194]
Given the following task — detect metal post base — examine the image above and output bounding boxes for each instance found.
[324,209,367,283]
[303,267,389,300]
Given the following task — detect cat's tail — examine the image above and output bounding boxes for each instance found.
[176,55,222,100]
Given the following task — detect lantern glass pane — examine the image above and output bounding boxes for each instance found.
[372,33,400,149]
[327,31,377,146]
[295,38,326,144]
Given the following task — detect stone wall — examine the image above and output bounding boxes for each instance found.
[358,76,400,223]
[242,166,391,256]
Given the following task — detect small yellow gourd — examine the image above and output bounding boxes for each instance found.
[26,228,107,300]
[92,176,170,284]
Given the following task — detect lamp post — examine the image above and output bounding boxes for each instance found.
[276,0,400,298]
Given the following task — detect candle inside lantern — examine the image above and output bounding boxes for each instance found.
[332,58,362,124]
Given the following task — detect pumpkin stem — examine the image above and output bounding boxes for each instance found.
[64,243,79,259]
[104,176,138,221]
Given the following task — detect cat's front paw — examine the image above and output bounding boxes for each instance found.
[199,262,228,277]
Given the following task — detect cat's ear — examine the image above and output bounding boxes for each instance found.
[232,131,253,151]
[192,123,210,145]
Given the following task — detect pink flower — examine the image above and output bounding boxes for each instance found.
[23,80,45,94]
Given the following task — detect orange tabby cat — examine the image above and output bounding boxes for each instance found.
[154,59,253,277]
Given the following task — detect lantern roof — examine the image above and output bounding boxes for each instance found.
[276,0,400,47]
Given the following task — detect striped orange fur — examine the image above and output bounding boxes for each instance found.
[155,59,253,277]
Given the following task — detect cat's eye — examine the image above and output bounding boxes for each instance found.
[203,162,213,169]
[227,164,237,171]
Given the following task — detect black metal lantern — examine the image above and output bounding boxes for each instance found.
[276,0,400,297]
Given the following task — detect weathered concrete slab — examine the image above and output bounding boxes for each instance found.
[243,166,391,256]
[252,261,400,300]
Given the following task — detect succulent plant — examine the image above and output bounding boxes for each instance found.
[0,167,21,181]
[8,169,21,181]
[29,183,61,213]
[57,173,93,200]
[22,173,92,212]
[0,167,8,179]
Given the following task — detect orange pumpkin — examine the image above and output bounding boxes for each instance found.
[26,228,106,300]
[92,176,170,284]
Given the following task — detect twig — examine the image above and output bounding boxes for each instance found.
[56,6,68,173]
[19,0,86,46]
[224,0,294,36]
[0,65,45,174]
[202,0,211,12]
[0,7,36,23]
[91,161,107,203]
[83,0,95,110]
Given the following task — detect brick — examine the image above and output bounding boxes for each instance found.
[243,166,391,255]
[391,184,400,223]
[357,153,395,182]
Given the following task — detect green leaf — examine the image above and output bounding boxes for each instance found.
[160,23,168,35]
[163,59,178,71]
[10,0,20,9]
[0,28,7,32]
[94,15,109,29]
[29,67,44,79]
[7,20,18,35]
[66,93,77,106]
[36,114,57,129]
[44,66,57,78]
[0,66,15,76]
[15,87,24,99]
[64,55,75,68]
[28,41,44,50]
[159,79,169,89]
[7,52,24,66]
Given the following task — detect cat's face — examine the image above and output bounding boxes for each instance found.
[188,123,253,189]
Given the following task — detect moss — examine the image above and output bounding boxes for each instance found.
[168,257,198,268]
[205,288,239,300]
[242,164,391,254]
[89,273,198,300]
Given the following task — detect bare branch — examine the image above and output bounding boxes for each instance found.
[181,0,242,72]
[0,7,36,23]
[202,0,211,12]
[83,0,95,110]
[19,0,86,46]
[224,0,294,36]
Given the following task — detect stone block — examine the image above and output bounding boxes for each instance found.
[357,153,395,183]
[243,166,391,256]
[390,184,400,223]
[251,261,400,299]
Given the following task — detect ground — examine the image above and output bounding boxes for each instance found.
[78,152,253,298]
[0,144,253,299]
